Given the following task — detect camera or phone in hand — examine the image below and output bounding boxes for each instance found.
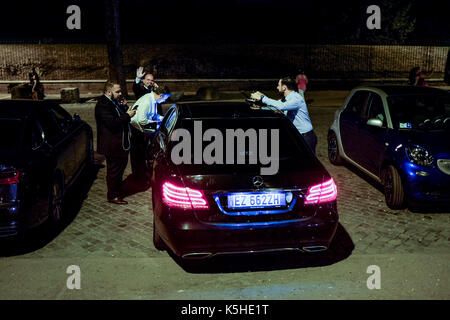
[246,91,264,105]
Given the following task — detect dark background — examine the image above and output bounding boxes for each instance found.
[0,0,448,44]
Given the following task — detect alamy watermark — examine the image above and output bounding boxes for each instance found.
[367,5,381,30]
[366,265,381,290]
[66,5,81,30]
[66,265,81,290]
[170,121,280,175]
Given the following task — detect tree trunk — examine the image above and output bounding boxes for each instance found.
[104,0,128,97]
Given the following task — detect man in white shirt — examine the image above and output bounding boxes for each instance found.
[251,76,317,154]
[129,87,167,188]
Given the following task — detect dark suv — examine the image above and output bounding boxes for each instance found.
[0,100,93,237]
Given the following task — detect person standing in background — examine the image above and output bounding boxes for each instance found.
[296,69,308,99]
[29,67,45,100]
[408,66,433,86]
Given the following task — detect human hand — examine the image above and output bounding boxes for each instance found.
[118,96,127,106]
[250,91,263,100]
[136,66,145,78]
[153,82,159,88]
[127,109,136,118]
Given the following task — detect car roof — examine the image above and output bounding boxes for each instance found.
[0,100,52,119]
[175,101,285,120]
[354,85,448,96]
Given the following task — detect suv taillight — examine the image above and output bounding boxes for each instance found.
[304,178,337,205]
[0,170,22,185]
[162,181,209,210]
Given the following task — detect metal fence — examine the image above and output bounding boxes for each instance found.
[0,43,448,81]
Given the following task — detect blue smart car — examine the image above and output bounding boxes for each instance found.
[328,85,450,209]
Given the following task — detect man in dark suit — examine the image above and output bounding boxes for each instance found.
[95,82,136,204]
[133,66,158,100]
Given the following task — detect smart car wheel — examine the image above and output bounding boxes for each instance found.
[383,165,405,209]
[328,132,343,165]
[49,179,64,225]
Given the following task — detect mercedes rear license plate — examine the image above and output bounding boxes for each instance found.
[227,192,286,209]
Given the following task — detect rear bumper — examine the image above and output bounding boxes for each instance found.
[0,203,36,238]
[0,203,21,237]
[157,209,339,258]
[0,224,20,237]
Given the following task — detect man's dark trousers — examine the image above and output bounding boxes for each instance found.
[302,130,318,155]
[130,126,150,186]
[106,156,128,200]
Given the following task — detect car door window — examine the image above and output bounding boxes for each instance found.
[345,91,370,118]
[160,107,177,137]
[367,93,387,127]
[164,109,178,135]
[35,109,63,144]
[24,118,44,150]
[49,104,73,133]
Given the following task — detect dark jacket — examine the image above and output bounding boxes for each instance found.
[95,95,131,158]
[132,81,153,100]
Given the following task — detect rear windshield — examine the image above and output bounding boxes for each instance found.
[0,119,23,156]
[168,117,315,174]
[387,94,450,130]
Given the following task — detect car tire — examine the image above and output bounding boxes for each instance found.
[328,132,343,165]
[48,178,64,226]
[383,165,405,209]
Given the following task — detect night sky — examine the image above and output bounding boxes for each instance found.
[0,0,448,44]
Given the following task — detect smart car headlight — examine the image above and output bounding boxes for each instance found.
[406,145,434,167]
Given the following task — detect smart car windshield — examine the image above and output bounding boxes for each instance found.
[387,94,450,130]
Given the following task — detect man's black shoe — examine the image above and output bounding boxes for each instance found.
[107,197,128,205]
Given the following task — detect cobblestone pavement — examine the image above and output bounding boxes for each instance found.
[3,95,450,260]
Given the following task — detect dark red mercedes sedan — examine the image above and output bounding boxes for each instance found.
[148,101,339,260]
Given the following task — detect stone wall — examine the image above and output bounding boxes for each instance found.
[0,44,448,81]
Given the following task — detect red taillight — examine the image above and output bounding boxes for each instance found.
[304,178,337,205]
[162,182,209,210]
[0,170,22,185]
